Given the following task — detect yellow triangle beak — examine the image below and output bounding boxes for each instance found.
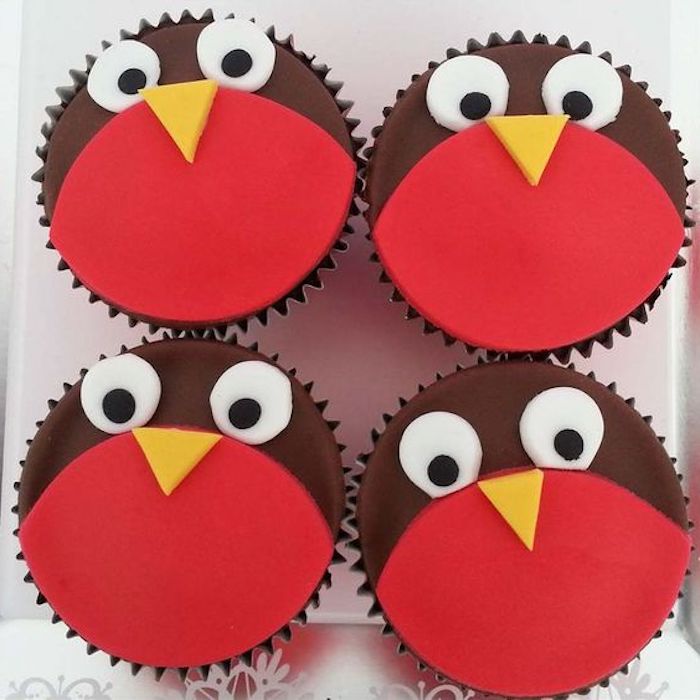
[140,79,218,163]
[477,468,544,550]
[133,427,222,496]
[486,115,569,186]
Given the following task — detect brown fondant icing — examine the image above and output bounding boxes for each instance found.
[358,362,687,586]
[43,17,353,220]
[20,338,345,533]
[366,41,687,222]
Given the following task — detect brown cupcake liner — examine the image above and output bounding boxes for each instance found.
[33,8,366,335]
[344,358,693,699]
[12,330,347,682]
[363,31,694,365]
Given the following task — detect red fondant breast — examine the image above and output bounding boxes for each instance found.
[376,470,690,698]
[373,123,684,351]
[20,431,333,667]
[51,90,355,325]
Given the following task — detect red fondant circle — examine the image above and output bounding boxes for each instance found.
[50,90,355,325]
[376,469,690,698]
[373,123,684,351]
[20,431,333,667]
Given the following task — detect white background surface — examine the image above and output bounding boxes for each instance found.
[0,1,698,698]
[0,0,22,456]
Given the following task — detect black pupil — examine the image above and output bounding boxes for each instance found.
[562,90,593,121]
[221,49,253,78]
[427,455,460,487]
[102,388,136,424]
[229,398,262,430]
[460,91,492,121]
[554,429,584,461]
[118,68,147,95]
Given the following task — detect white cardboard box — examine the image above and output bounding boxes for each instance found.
[0,1,698,698]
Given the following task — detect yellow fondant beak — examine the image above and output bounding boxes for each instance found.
[486,114,569,186]
[140,79,218,163]
[133,427,222,496]
[477,468,544,550]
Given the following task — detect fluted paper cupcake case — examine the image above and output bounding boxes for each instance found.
[12,331,347,682]
[363,31,694,364]
[33,8,366,335]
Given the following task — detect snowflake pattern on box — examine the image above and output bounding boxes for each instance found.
[5,657,669,700]
[157,650,311,700]
[5,676,112,700]
[370,680,481,700]
[369,661,669,700]
[593,661,669,700]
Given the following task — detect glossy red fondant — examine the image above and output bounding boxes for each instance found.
[20,430,333,667]
[373,123,684,351]
[50,89,355,325]
[376,469,690,698]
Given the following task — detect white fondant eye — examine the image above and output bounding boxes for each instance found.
[399,411,482,498]
[210,360,292,444]
[80,354,162,434]
[426,55,509,132]
[196,18,276,92]
[519,387,604,470]
[542,54,623,130]
[87,40,160,113]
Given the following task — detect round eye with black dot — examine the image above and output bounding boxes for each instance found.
[398,411,482,498]
[425,55,509,132]
[541,53,623,131]
[87,40,161,113]
[80,354,162,434]
[519,386,604,470]
[196,18,276,92]
[210,360,292,445]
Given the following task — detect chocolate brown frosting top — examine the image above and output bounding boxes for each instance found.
[366,42,687,223]
[43,18,353,220]
[358,362,687,585]
[20,338,345,535]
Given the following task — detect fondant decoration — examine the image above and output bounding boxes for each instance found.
[520,386,604,469]
[541,53,623,131]
[425,55,509,131]
[80,353,162,434]
[18,338,344,671]
[133,427,222,495]
[398,411,482,498]
[366,35,691,357]
[140,79,217,162]
[196,18,276,92]
[87,40,160,113]
[38,12,359,329]
[358,361,690,698]
[476,468,543,550]
[486,114,568,185]
[209,360,293,444]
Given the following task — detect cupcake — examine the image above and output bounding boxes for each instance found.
[355,361,690,698]
[365,32,692,360]
[15,336,344,676]
[35,10,361,330]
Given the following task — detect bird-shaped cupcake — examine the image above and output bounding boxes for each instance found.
[17,338,344,673]
[37,11,359,328]
[366,33,692,358]
[357,362,691,698]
